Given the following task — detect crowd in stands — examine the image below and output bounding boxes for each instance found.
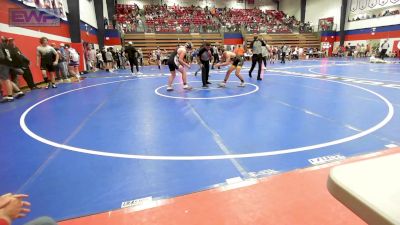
[217,8,302,33]
[113,3,313,34]
[349,8,400,22]
[143,4,220,33]
[112,4,144,32]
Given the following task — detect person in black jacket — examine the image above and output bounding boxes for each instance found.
[8,38,38,90]
[0,36,24,102]
[197,42,212,88]
[124,42,141,75]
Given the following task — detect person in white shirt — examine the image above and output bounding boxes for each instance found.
[96,49,104,69]
[380,39,390,60]
[292,47,299,60]
[105,47,114,72]
[298,47,304,59]
[86,45,96,72]
[64,44,81,81]
[281,45,288,63]
[36,37,59,88]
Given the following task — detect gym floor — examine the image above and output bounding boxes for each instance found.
[1,58,399,224]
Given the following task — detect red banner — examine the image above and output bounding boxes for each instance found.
[393,40,399,52]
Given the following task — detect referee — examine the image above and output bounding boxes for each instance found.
[249,36,264,80]
[197,42,212,88]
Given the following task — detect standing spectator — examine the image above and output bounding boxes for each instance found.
[8,38,36,89]
[118,49,124,69]
[281,45,288,63]
[112,15,117,29]
[9,39,39,89]
[355,43,361,58]
[57,43,70,82]
[105,47,114,72]
[137,48,144,66]
[96,49,104,69]
[64,44,80,81]
[155,46,162,70]
[286,45,292,61]
[347,43,353,59]
[0,37,24,102]
[234,44,245,57]
[50,43,61,82]
[261,44,268,68]
[104,17,109,29]
[36,37,59,89]
[112,48,120,69]
[211,44,219,69]
[86,45,97,72]
[298,47,304,59]
[193,46,202,77]
[380,39,390,60]
[360,44,367,57]
[124,42,141,75]
[292,46,299,60]
[270,46,276,64]
[101,47,107,68]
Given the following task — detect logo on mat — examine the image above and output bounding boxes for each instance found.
[121,196,153,208]
[308,154,346,165]
[248,169,279,178]
[9,8,61,27]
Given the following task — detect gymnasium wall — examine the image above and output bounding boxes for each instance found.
[300,0,400,31]
[280,0,301,19]
[79,0,98,28]
[304,0,342,28]
[346,14,400,30]
[103,0,109,19]
[345,0,400,30]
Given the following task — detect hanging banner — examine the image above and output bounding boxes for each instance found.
[17,0,67,21]
[359,0,368,9]
[368,0,378,8]
[350,0,359,12]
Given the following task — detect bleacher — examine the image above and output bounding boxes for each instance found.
[119,4,320,61]
[124,33,222,63]
[143,5,218,33]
